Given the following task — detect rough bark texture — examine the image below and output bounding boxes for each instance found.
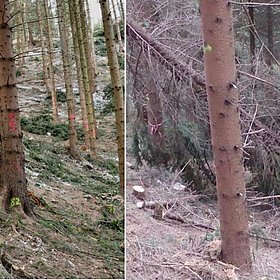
[248,6,255,60]
[67,0,90,149]
[19,0,28,66]
[266,5,273,66]
[25,0,35,47]
[79,0,97,137]
[36,0,50,92]
[100,0,124,196]
[85,0,98,76]
[111,0,123,52]
[43,0,58,123]
[56,0,80,159]
[0,0,32,215]
[117,0,124,22]
[69,0,96,157]
[200,0,251,272]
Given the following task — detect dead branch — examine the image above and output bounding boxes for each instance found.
[127,19,205,87]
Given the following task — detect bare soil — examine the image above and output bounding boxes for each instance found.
[126,161,280,280]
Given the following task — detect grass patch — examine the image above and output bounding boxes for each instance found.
[21,114,69,140]
[45,89,67,103]
[21,115,84,141]
[86,156,119,175]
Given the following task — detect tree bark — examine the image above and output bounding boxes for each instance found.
[56,0,80,159]
[200,0,251,272]
[111,0,124,52]
[266,5,273,66]
[36,0,50,92]
[248,5,255,61]
[69,0,97,157]
[43,0,59,123]
[100,0,125,196]
[79,0,98,137]
[0,0,32,215]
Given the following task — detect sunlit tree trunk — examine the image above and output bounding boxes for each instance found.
[0,0,32,215]
[36,0,50,92]
[85,0,98,75]
[100,0,124,196]
[116,0,124,22]
[43,0,58,123]
[68,2,90,150]
[200,0,251,272]
[111,0,123,52]
[25,0,35,47]
[56,0,80,159]
[19,0,28,66]
[79,0,98,137]
[69,0,96,157]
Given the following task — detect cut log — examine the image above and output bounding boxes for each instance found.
[132,185,146,200]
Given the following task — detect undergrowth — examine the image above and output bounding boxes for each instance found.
[21,114,84,141]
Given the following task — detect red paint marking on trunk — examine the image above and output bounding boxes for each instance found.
[69,114,76,121]
[83,121,89,129]
[8,113,17,131]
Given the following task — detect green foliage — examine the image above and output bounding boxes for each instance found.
[45,89,67,103]
[95,37,107,56]
[16,69,21,77]
[132,121,170,167]
[93,25,104,37]
[21,114,84,141]
[86,155,119,175]
[100,83,115,115]
[21,114,69,140]
[98,205,124,231]
[132,115,215,192]
[118,55,124,70]
[205,228,221,241]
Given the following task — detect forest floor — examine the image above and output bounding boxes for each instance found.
[126,156,280,280]
[0,34,124,279]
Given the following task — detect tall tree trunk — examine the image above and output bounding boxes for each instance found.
[25,0,35,47]
[79,0,98,138]
[36,0,50,92]
[56,0,80,159]
[100,0,124,196]
[116,0,124,22]
[85,0,99,75]
[248,5,255,61]
[68,0,90,150]
[19,0,28,66]
[200,0,251,272]
[266,5,273,66]
[43,0,59,123]
[0,0,32,215]
[111,0,123,52]
[69,0,97,157]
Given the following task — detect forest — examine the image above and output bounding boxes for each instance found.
[0,0,124,278]
[126,0,280,279]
